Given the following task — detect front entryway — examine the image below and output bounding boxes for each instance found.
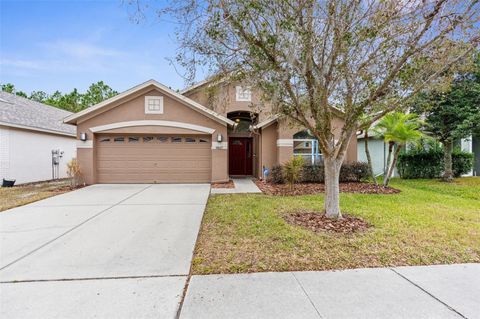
[228,137,253,175]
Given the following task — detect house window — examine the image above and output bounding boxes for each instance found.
[235,86,252,102]
[185,137,196,143]
[293,131,322,164]
[145,96,164,114]
[199,138,209,143]
[99,137,111,143]
[157,136,168,143]
[128,136,140,143]
[113,137,125,143]
[171,137,182,143]
[143,136,154,143]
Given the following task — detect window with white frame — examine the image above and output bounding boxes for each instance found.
[293,131,322,164]
[235,86,252,102]
[145,96,164,114]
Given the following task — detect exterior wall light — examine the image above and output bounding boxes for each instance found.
[217,133,223,142]
[80,132,87,141]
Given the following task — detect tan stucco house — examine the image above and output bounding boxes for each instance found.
[64,79,357,184]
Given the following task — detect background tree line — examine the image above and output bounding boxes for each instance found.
[1,81,118,113]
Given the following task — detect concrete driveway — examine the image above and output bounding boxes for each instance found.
[0,184,210,319]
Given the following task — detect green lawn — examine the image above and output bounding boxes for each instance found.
[192,177,480,275]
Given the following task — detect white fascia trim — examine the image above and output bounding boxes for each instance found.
[77,140,93,148]
[277,139,294,147]
[90,120,216,134]
[180,76,228,95]
[254,115,280,130]
[64,79,235,126]
[0,121,76,137]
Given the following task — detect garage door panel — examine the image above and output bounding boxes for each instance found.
[96,160,211,170]
[96,135,212,183]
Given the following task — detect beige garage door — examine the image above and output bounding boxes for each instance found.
[96,135,211,183]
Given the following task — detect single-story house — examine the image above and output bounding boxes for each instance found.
[64,79,357,184]
[0,91,76,184]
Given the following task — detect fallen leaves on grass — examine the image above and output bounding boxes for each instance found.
[284,211,371,234]
[256,180,400,196]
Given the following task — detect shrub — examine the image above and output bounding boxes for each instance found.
[268,164,284,184]
[452,150,474,177]
[66,158,84,188]
[283,156,304,189]
[397,148,473,179]
[340,162,370,182]
[302,164,324,183]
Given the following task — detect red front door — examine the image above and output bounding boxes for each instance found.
[229,137,253,175]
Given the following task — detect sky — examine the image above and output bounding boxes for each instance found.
[0,0,200,94]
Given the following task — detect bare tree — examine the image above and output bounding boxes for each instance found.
[131,0,479,218]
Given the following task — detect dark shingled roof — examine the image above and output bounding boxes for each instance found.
[0,91,75,136]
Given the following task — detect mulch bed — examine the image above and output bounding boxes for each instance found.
[255,180,400,196]
[284,211,371,234]
[211,180,235,189]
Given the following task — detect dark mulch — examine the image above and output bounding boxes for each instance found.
[255,180,400,196]
[284,211,371,234]
[211,180,235,189]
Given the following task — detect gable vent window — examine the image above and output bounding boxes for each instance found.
[235,86,252,102]
[145,96,164,114]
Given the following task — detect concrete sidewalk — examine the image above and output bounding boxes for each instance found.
[210,177,262,194]
[180,263,480,319]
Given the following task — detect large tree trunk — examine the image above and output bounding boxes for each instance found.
[384,144,402,187]
[443,140,454,182]
[364,130,378,186]
[324,156,342,219]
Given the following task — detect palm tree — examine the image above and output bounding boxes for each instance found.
[374,112,424,187]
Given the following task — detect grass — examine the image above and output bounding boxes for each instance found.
[192,177,480,274]
[0,179,74,212]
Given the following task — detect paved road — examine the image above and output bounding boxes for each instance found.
[180,264,480,319]
[0,184,210,319]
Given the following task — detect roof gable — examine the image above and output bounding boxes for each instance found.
[64,79,235,126]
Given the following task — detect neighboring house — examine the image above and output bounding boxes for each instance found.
[357,134,480,177]
[0,92,76,184]
[64,79,357,184]
[357,135,388,177]
[461,135,480,176]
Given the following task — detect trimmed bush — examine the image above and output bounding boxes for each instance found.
[273,160,369,184]
[302,163,324,183]
[268,164,284,184]
[452,150,474,177]
[340,161,370,182]
[397,148,473,179]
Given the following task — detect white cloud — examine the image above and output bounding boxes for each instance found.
[45,40,123,59]
[0,58,47,71]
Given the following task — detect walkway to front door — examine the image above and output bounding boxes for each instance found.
[229,137,253,175]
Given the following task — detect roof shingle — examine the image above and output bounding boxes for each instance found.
[0,91,75,136]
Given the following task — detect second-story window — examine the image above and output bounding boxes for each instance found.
[235,86,252,102]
